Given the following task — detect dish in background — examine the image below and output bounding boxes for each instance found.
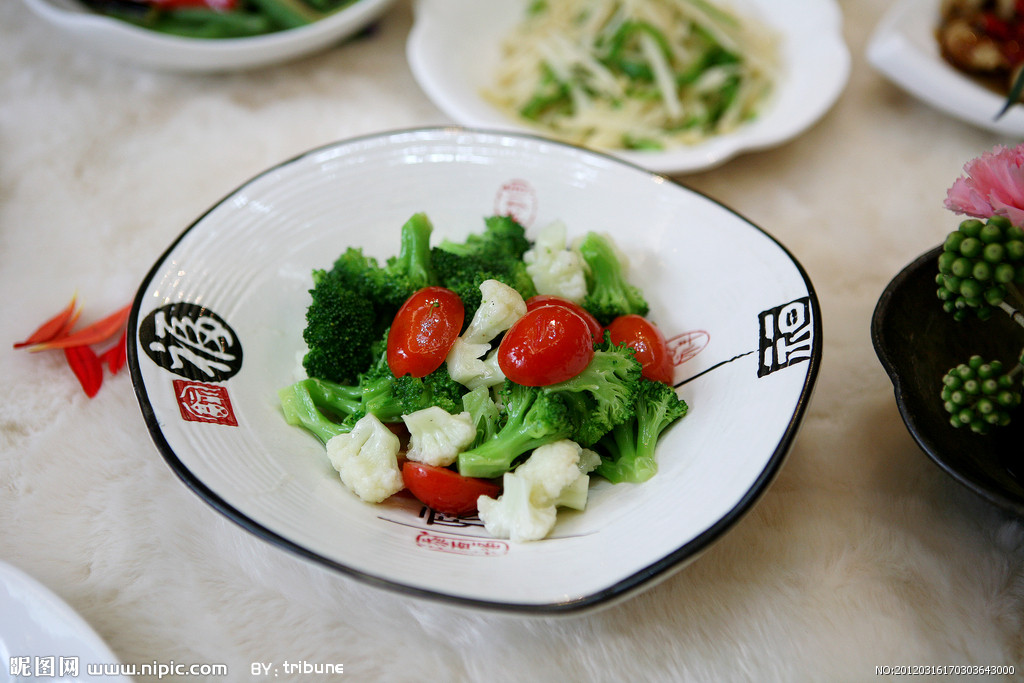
[128,127,821,614]
[0,560,130,681]
[866,0,1024,137]
[20,0,397,72]
[872,246,1024,517]
[406,0,849,175]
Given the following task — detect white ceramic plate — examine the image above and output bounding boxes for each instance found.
[406,0,849,175]
[0,560,129,681]
[866,0,1024,137]
[128,128,820,614]
[21,0,397,72]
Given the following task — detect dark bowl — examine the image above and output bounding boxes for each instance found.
[871,245,1024,516]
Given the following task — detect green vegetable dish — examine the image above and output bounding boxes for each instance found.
[484,0,779,151]
[81,0,358,39]
[278,212,690,542]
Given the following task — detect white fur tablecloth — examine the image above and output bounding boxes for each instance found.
[3,1,1024,681]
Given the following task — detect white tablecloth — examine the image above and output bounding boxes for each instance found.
[3,1,1023,680]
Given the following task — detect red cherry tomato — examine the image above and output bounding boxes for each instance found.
[402,461,501,516]
[498,305,595,386]
[607,314,674,384]
[387,287,464,378]
[525,295,604,341]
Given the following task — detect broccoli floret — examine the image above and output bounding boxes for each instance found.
[278,377,359,444]
[438,215,532,262]
[454,338,643,477]
[595,377,689,483]
[393,365,467,417]
[282,332,467,442]
[543,340,642,446]
[372,212,437,309]
[461,385,502,449]
[302,213,438,383]
[302,273,379,384]
[576,231,649,325]
[357,338,466,423]
[432,216,537,318]
[431,248,537,320]
[456,381,574,479]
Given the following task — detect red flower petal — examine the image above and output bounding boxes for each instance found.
[64,345,104,398]
[30,304,131,352]
[13,295,81,349]
[100,329,128,375]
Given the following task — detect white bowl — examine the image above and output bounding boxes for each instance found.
[866,0,1024,137]
[0,560,131,681]
[128,127,821,613]
[21,0,398,72]
[406,0,849,174]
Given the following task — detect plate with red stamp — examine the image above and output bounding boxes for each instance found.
[127,127,820,614]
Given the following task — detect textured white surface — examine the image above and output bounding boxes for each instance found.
[3,0,1024,680]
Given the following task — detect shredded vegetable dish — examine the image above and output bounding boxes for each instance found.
[483,0,779,151]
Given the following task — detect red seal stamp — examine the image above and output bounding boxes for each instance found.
[415,531,508,556]
[666,330,710,366]
[173,379,238,426]
[494,179,537,227]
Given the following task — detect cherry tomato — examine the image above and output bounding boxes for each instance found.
[525,295,604,341]
[607,314,674,384]
[387,287,464,378]
[498,305,595,386]
[402,461,501,516]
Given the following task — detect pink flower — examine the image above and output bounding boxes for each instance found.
[945,143,1024,226]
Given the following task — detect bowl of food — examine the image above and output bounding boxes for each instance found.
[128,127,820,613]
[866,0,1024,136]
[873,245,1024,516]
[406,0,849,174]
[21,0,397,72]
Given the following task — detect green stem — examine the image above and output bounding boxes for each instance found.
[246,0,323,29]
[998,300,1024,330]
[996,65,1024,120]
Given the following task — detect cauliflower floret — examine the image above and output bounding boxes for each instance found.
[477,439,595,542]
[446,338,505,390]
[461,279,527,345]
[555,447,601,511]
[477,471,557,543]
[446,279,525,389]
[402,406,477,467]
[325,413,403,504]
[524,220,588,303]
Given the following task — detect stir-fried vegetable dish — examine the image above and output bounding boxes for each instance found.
[82,0,357,39]
[278,212,690,542]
